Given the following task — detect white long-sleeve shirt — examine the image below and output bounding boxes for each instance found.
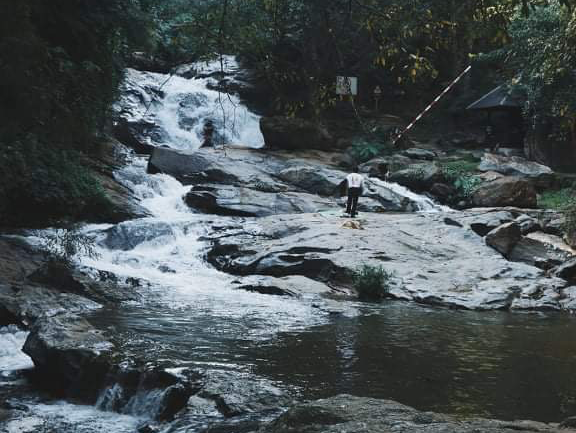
[346,173,364,188]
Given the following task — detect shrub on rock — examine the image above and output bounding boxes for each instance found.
[353,264,392,302]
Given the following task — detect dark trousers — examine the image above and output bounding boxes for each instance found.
[346,187,361,217]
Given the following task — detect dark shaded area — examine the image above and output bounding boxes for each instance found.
[0,0,148,227]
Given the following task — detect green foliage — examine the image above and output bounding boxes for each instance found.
[353,264,393,302]
[405,165,427,181]
[141,0,575,121]
[483,3,576,138]
[441,160,481,199]
[537,188,576,243]
[538,188,576,210]
[0,137,113,227]
[454,176,483,199]
[0,0,148,227]
[564,203,576,240]
[348,140,391,163]
[440,160,479,179]
[38,226,101,267]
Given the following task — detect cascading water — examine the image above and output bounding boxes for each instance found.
[116,56,264,151]
[0,326,33,378]
[368,177,451,213]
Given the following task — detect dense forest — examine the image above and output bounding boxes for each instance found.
[0,0,575,226]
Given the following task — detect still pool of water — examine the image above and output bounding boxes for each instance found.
[88,302,576,424]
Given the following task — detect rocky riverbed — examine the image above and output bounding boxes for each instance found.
[260,395,576,433]
[3,58,576,432]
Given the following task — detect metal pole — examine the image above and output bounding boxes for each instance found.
[393,65,472,145]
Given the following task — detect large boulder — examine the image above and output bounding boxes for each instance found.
[277,165,342,196]
[148,147,285,191]
[402,147,437,161]
[458,211,516,236]
[508,232,576,270]
[260,117,334,151]
[472,177,537,208]
[552,258,576,284]
[147,147,424,214]
[278,166,420,211]
[185,185,333,217]
[485,222,522,256]
[388,162,442,191]
[23,314,201,420]
[358,155,414,178]
[479,153,553,178]
[430,183,458,202]
[260,395,564,433]
[23,314,116,402]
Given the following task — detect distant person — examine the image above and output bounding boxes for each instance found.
[201,119,215,148]
[344,167,364,218]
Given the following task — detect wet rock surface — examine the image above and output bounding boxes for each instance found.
[0,234,141,326]
[206,211,574,311]
[149,147,422,215]
[22,313,202,420]
[23,314,116,402]
[185,185,334,217]
[260,395,573,433]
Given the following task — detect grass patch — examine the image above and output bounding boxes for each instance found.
[353,264,393,302]
[538,188,576,211]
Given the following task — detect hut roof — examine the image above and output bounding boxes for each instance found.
[466,85,524,111]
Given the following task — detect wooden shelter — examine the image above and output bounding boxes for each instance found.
[467,85,525,148]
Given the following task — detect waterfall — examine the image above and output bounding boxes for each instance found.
[116,56,264,151]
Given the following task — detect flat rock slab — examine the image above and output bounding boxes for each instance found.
[148,147,423,214]
[186,184,334,217]
[260,395,572,433]
[206,211,571,311]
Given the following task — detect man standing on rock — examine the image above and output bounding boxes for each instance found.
[344,167,364,218]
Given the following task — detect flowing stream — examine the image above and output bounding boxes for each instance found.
[4,59,576,432]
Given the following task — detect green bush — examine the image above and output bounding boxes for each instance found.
[405,164,427,181]
[353,264,393,302]
[0,137,113,227]
[440,160,479,180]
[348,140,392,163]
[440,160,482,199]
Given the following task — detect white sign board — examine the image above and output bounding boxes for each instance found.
[336,76,358,96]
